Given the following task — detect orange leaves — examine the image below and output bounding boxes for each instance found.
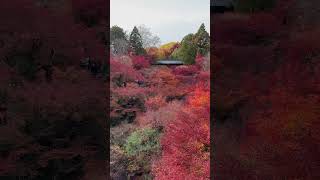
[150,68,180,88]
[188,85,210,108]
[146,47,158,59]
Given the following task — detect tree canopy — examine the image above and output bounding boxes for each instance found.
[110,26,129,55]
[194,23,210,56]
[129,26,146,55]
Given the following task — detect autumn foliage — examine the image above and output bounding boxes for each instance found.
[213,0,320,179]
[155,42,180,60]
[110,50,210,179]
[131,56,151,70]
[152,84,210,180]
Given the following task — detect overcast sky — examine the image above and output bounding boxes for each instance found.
[110,0,210,44]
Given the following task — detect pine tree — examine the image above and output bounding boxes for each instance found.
[129,26,146,55]
[194,23,210,56]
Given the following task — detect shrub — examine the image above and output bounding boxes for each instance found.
[110,92,146,127]
[110,145,128,179]
[124,128,160,157]
[124,128,160,176]
[132,56,150,70]
[110,57,144,87]
[173,65,199,76]
[153,84,210,179]
[149,68,179,87]
[145,95,166,111]
[138,101,183,129]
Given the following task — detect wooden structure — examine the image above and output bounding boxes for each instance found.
[152,60,184,66]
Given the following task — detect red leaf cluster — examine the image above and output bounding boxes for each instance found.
[132,56,151,70]
[110,57,145,83]
[153,84,210,179]
[173,65,199,76]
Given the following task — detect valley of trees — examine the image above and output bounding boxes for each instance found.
[110,23,210,64]
[110,24,210,179]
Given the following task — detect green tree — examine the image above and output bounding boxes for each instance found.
[110,25,127,42]
[124,128,160,156]
[110,26,129,55]
[124,128,160,175]
[171,34,197,64]
[194,23,210,56]
[129,26,146,55]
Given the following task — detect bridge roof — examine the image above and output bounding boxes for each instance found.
[152,60,184,65]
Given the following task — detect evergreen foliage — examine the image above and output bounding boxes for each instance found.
[129,26,146,55]
[194,23,210,56]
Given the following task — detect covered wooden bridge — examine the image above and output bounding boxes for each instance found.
[151,60,184,66]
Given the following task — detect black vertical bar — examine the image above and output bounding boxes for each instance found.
[106,0,111,179]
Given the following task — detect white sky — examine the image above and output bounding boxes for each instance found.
[110,0,210,44]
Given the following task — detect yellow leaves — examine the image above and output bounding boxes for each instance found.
[161,42,178,48]
[156,42,179,60]
[156,49,166,60]
[146,42,180,60]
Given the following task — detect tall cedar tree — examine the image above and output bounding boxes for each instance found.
[129,26,146,55]
[194,23,210,56]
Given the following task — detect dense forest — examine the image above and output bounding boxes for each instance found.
[110,24,210,179]
[213,0,320,179]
